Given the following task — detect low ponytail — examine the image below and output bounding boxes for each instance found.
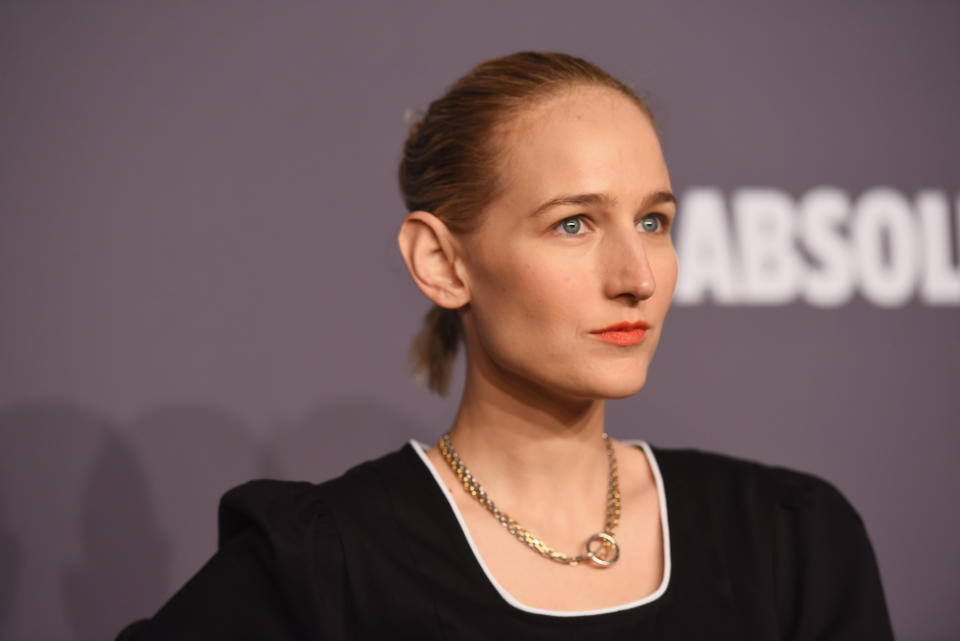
[409,305,462,395]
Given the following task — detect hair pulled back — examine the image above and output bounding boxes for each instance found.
[399,51,654,395]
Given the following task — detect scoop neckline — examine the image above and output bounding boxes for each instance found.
[408,438,672,618]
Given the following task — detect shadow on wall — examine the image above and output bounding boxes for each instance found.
[0,491,17,640]
[124,404,265,596]
[63,430,169,641]
[264,398,434,482]
[0,403,167,641]
[0,397,425,641]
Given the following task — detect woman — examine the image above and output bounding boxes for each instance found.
[118,52,893,640]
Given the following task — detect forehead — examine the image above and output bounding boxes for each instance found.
[492,86,669,207]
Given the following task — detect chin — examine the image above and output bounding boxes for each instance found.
[562,367,649,401]
[600,358,652,398]
[600,375,648,399]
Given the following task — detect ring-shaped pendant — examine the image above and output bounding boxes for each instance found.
[585,532,620,567]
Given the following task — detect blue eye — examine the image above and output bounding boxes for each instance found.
[558,217,584,235]
[638,215,662,233]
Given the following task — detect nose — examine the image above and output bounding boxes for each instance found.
[602,230,656,303]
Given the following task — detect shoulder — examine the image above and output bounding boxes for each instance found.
[115,448,420,640]
[217,444,419,548]
[650,444,830,489]
[649,445,892,639]
[648,445,859,524]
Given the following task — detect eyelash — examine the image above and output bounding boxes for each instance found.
[553,213,668,235]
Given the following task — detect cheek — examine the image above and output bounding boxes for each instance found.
[664,259,679,294]
[653,248,679,305]
[502,254,584,327]
[470,246,586,344]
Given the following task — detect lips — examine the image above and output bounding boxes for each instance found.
[590,321,650,346]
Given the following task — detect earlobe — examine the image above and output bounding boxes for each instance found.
[397,211,470,309]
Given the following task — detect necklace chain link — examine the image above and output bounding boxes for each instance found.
[438,433,621,567]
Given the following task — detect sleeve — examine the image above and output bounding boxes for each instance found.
[772,473,894,641]
[115,480,350,641]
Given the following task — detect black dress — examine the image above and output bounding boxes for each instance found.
[116,441,894,640]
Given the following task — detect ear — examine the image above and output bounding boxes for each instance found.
[397,211,470,309]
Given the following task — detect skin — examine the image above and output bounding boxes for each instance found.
[398,84,678,610]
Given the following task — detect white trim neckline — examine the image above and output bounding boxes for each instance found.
[409,438,672,618]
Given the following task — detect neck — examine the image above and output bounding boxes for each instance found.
[445,349,609,506]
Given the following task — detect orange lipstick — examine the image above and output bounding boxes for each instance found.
[590,321,650,346]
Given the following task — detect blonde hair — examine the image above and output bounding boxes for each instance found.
[398,51,654,395]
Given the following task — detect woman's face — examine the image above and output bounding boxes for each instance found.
[457,85,677,400]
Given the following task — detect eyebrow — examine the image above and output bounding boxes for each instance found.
[530,190,676,217]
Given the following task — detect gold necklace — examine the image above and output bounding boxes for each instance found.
[438,432,621,567]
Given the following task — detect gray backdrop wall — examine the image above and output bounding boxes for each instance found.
[1,2,957,640]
